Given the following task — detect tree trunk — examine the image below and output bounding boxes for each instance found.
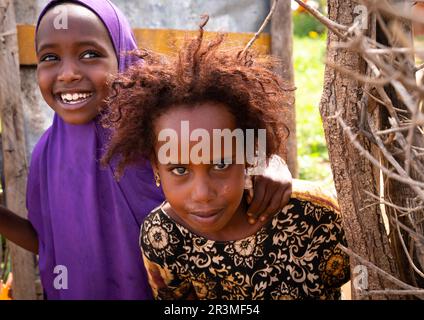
[271,0,298,177]
[0,0,36,299]
[320,0,401,299]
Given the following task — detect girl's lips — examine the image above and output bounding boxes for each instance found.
[188,208,224,224]
[56,93,95,111]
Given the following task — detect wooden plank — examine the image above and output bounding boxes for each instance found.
[17,24,36,66]
[271,0,297,177]
[0,0,36,299]
[17,24,271,65]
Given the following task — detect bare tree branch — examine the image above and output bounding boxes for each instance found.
[338,244,424,299]
[241,0,279,56]
[293,0,348,38]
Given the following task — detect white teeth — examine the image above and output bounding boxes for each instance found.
[60,92,93,104]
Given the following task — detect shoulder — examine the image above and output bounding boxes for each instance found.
[277,178,347,262]
[275,179,343,237]
[28,126,53,168]
[279,179,350,289]
[140,205,184,263]
[279,180,347,268]
[282,179,342,227]
[291,179,339,212]
[141,207,197,299]
[27,126,53,190]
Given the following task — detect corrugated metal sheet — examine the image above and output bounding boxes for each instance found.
[111,0,269,32]
[37,0,269,32]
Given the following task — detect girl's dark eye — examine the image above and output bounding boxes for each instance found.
[81,51,100,59]
[214,162,230,171]
[171,167,188,176]
[40,54,58,62]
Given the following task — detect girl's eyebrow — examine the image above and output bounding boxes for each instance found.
[37,43,58,53]
[74,40,108,50]
[212,155,236,163]
[37,40,108,53]
[165,162,184,166]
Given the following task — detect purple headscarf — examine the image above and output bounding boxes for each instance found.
[28,0,164,299]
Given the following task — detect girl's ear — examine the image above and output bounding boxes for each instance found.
[150,155,159,174]
[150,158,161,188]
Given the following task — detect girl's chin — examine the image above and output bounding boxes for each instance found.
[187,214,229,237]
[56,111,98,125]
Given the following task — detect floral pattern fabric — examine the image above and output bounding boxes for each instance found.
[140,188,350,300]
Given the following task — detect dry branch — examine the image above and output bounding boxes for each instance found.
[293,0,348,38]
[338,244,424,299]
[241,0,279,56]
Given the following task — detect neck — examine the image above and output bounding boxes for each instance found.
[211,197,251,241]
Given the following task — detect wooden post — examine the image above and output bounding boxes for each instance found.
[0,0,36,299]
[270,0,298,177]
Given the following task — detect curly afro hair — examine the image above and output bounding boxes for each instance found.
[102,16,293,177]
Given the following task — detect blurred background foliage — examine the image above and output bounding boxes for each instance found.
[292,0,327,37]
[291,0,333,187]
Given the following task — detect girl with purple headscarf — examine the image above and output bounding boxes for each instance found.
[0,0,292,299]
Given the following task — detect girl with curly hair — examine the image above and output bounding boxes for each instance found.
[103,17,350,300]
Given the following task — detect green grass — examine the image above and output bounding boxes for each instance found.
[293,34,334,186]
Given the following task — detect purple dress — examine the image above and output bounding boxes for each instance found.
[28,0,164,299]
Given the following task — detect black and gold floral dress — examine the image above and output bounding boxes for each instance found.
[140,181,350,300]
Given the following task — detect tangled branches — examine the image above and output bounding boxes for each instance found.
[297,0,424,298]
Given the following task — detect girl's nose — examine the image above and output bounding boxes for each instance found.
[191,176,216,203]
[57,60,82,83]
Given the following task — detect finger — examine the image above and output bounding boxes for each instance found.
[258,188,282,222]
[246,178,267,222]
[247,217,256,225]
[244,187,254,205]
[249,178,276,220]
[280,185,292,209]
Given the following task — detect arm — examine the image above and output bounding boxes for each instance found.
[0,206,38,254]
[142,255,196,300]
[292,184,350,289]
[246,154,293,224]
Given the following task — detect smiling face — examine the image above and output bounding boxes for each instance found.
[153,101,252,241]
[36,3,118,125]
